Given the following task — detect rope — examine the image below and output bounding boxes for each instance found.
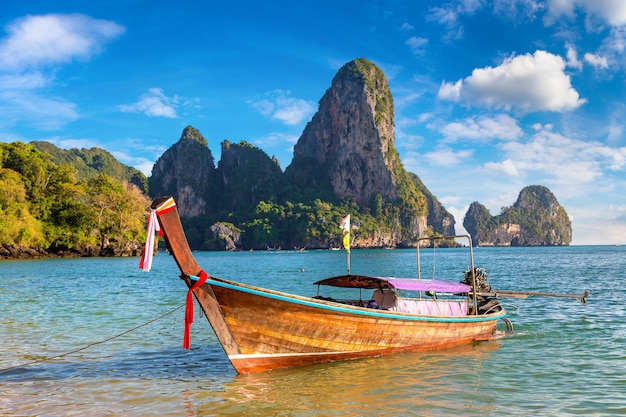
[0,303,185,374]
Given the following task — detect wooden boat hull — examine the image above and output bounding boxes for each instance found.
[186,276,504,373]
[149,196,506,374]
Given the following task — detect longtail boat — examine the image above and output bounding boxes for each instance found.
[142,196,586,374]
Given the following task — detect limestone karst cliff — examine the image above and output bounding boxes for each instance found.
[284,58,448,244]
[218,140,283,216]
[148,126,217,218]
[286,58,399,207]
[148,59,461,249]
[463,185,572,246]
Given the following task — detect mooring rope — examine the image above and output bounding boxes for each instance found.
[0,303,185,374]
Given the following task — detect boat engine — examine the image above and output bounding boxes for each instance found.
[462,267,491,292]
[463,268,503,314]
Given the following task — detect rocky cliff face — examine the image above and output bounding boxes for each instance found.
[286,58,398,207]
[284,58,445,243]
[148,126,216,218]
[463,185,571,246]
[148,59,458,249]
[411,173,456,236]
[217,140,283,215]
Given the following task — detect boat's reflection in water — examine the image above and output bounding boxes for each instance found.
[192,340,502,416]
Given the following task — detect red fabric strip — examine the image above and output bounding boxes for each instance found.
[156,204,176,216]
[183,270,208,349]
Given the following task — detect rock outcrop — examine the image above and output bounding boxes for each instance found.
[463,185,571,246]
[286,58,400,207]
[204,222,242,251]
[149,126,217,218]
[217,140,283,216]
[411,173,456,236]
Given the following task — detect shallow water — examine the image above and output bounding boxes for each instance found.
[1,246,624,416]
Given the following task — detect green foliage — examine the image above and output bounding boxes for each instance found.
[241,199,338,249]
[218,140,283,215]
[31,141,148,193]
[180,125,208,146]
[0,142,150,254]
[232,194,403,250]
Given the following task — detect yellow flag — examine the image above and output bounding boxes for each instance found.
[342,232,350,251]
[340,215,350,252]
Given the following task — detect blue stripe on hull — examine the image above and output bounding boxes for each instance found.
[193,276,506,323]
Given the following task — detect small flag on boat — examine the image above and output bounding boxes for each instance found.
[340,214,350,252]
[139,209,160,272]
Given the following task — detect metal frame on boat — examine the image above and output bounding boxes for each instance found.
[144,196,515,373]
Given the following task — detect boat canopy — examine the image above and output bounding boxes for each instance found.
[314,274,471,293]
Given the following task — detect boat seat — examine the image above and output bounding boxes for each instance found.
[371,288,397,310]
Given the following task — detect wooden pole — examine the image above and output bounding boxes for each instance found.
[477,290,588,304]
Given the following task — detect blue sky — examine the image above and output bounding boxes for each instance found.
[1,1,625,245]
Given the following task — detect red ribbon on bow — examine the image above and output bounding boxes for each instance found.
[183,270,208,349]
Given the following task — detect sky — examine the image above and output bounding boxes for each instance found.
[1,0,625,245]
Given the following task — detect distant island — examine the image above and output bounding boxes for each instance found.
[464,185,571,246]
[0,58,571,259]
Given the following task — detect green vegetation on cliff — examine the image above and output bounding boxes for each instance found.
[347,58,394,127]
[31,141,148,193]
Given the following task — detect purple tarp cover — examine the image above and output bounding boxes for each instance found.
[314,274,471,293]
[384,277,471,293]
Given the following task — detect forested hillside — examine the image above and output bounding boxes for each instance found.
[0,141,149,258]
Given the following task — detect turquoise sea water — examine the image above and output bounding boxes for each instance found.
[1,246,625,416]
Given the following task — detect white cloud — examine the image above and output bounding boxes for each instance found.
[565,43,583,70]
[438,50,586,113]
[546,0,626,26]
[423,147,474,166]
[438,79,462,102]
[110,150,155,177]
[251,131,301,168]
[45,137,98,149]
[0,68,78,130]
[0,72,48,89]
[426,5,464,40]
[118,88,178,118]
[483,158,521,177]
[0,14,124,131]
[493,0,545,21]
[500,126,626,191]
[607,127,623,147]
[254,131,299,147]
[0,90,77,130]
[568,204,626,244]
[405,36,429,55]
[250,89,316,125]
[545,0,576,20]
[0,14,125,71]
[584,52,609,69]
[604,26,626,54]
[440,114,523,141]
[426,5,460,26]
